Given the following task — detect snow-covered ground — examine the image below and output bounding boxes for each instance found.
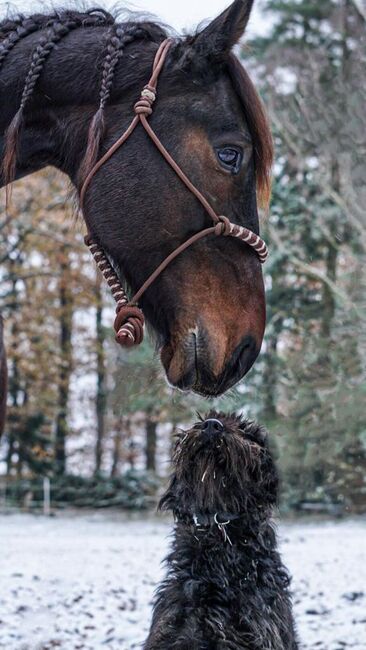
[0,513,365,650]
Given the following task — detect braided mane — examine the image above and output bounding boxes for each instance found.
[0,8,168,191]
[0,7,272,208]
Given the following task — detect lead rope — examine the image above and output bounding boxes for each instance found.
[80,38,268,348]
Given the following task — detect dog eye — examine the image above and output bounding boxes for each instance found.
[216,147,243,174]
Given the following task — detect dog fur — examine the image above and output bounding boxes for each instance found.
[144,412,298,650]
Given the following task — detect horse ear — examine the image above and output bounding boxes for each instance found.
[192,0,254,58]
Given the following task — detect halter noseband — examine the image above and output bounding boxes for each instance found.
[80,38,268,348]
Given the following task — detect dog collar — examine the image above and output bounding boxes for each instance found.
[193,512,244,546]
[174,510,244,527]
[192,512,243,527]
[174,510,245,545]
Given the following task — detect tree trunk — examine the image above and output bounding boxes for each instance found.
[94,272,106,475]
[145,412,157,472]
[126,420,137,469]
[0,315,7,438]
[54,245,73,476]
[6,277,22,474]
[111,417,129,477]
[262,333,279,422]
[321,241,338,339]
[6,434,14,475]
[321,162,339,339]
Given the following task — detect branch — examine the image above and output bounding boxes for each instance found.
[319,180,366,246]
[268,225,360,314]
[351,0,366,21]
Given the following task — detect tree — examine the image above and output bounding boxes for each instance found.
[0,169,94,478]
[239,0,366,507]
[54,239,73,476]
[94,270,107,475]
[0,314,6,436]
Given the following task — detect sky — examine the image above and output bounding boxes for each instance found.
[0,0,267,37]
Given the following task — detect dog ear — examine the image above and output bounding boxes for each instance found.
[239,420,268,446]
[190,0,254,59]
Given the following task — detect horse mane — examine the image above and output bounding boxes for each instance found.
[0,8,168,190]
[227,54,273,208]
[0,7,272,206]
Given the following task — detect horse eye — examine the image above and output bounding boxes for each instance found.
[216,147,243,173]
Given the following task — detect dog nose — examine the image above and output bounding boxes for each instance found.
[201,418,224,435]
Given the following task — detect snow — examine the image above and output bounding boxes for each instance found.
[0,513,365,649]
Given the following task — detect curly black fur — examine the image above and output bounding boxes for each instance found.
[144,412,298,649]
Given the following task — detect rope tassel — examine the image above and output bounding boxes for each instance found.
[114,305,144,347]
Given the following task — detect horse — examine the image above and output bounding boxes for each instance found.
[0,0,272,398]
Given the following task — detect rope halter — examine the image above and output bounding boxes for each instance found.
[80,38,269,348]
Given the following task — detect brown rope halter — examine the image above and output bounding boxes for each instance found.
[80,38,269,348]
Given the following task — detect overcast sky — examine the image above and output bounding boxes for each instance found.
[0,0,267,37]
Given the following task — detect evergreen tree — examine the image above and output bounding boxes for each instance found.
[240,0,366,508]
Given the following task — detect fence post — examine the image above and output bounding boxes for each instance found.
[0,479,6,509]
[43,476,51,516]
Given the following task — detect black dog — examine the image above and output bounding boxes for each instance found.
[144,412,298,649]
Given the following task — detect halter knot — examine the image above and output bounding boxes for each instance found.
[114,305,145,348]
[141,85,156,102]
[214,215,231,237]
[134,98,153,116]
[134,85,156,116]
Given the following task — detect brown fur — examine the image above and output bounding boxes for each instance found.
[0,2,273,396]
[227,54,273,208]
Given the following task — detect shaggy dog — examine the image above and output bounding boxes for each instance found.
[144,412,298,650]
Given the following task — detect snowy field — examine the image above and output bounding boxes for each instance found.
[0,513,365,650]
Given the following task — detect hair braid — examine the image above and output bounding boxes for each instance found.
[1,9,168,196]
[0,17,41,69]
[3,21,75,188]
[0,11,110,70]
[1,9,115,191]
[78,24,149,186]
[0,8,113,42]
[100,27,148,109]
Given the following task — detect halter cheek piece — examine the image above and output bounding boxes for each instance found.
[80,39,268,348]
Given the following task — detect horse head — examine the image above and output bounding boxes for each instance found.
[0,0,272,396]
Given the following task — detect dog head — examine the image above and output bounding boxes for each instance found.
[159,411,278,522]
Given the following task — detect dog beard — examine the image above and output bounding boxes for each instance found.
[159,412,278,520]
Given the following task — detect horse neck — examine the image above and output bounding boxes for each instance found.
[0,25,156,184]
[0,27,110,129]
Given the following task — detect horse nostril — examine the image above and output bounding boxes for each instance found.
[201,418,224,435]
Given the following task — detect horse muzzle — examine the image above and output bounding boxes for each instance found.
[160,326,261,396]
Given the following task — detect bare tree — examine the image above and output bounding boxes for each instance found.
[94,270,106,475]
[0,315,7,437]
